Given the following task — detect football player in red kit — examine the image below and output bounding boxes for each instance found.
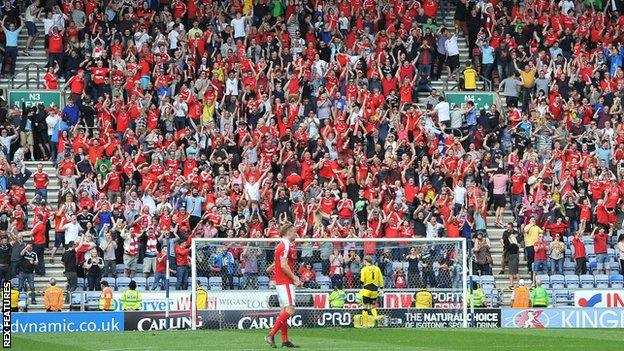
[265,223,301,348]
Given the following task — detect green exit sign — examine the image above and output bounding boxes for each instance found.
[8,90,63,109]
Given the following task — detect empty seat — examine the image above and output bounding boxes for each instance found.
[563,261,576,274]
[564,275,580,288]
[76,277,86,290]
[115,264,125,275]
[607,248,616,262]
[586,246,595,258]
[116,277,131,291]
[595,274,610,288]
[258,276,270,289]
[134,277,147,291]
[610,274,624,288]
[468,276,481,286]
[535,274,550,288]
[167,277,177,290]
[554,290,572,306]
[208,276,223,290]
[146,276,155,290]
[579,274,595,288]
[609,262,621,272]
[317,275,331,289]
[312,263,323,272]
[480,275,495,289]
[197,276,209,288]
[550,274,565,289]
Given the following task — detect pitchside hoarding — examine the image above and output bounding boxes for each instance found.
[123,309,501,331]
[502,308,624,328]
[573,290,624,308]
[76,289,464,312]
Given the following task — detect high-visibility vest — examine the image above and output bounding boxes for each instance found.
[414,290,433,308]
[11,289,19,309]
[467,288,485,307]
[99,287,114,311]
[120,289,142,310]
[530,286,549,307]
[329,289,346,308]
[511,287,530,308]
[196,287,208,310]
[463,67,478,90]
[44,286,64,311]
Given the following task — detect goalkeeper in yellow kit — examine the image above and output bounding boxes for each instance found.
[357,255,384,328]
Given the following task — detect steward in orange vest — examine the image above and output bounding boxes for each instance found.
[510,279,530,308]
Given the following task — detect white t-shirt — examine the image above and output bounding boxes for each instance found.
[434,101,451,122]
[64,222,82,244]
[231,17,246,38]
[168,30,179,50]
[453,186,467,205]
[244,181,261,201]
[45,114,60,136]
[225,78,239,95]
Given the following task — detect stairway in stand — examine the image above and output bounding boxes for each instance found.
[21,161,66,311]
[1,20,49,90]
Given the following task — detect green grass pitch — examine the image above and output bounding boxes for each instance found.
[13,328,623,351]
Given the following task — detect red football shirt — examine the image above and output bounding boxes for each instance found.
[273,239,296,285]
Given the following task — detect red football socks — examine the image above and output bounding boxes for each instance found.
[269,311,292,338]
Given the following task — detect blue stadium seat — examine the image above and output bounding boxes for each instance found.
[258,276,270,289]
[586,246,595,258]
[317,275,331,289]
[116,277,131,291]
[607,248,616,262]
[554,290,572,306]
[312,263,323,272]
[610,274,624,288]
[209,276,223,290]
[535,274,550,288]
[595,274,610,288]
[582,237,593,246]
[233,276,241,289]
[564,248,572,260]
[146,277,155,290]
[484,289,500,308]
[579,274,595,288]
[609,262,620,272]
[468,276,481,286]
[550,274,565,289]
[76,277,86,290]
[564,275,579,288]
[167,277,177,290]
[563,261,576,274]
[587,259,597,273]
[134,277,147,291]
[480,275,495,289]
[197,276,209,288]
[115,264,125,275]
[136,264,143,274]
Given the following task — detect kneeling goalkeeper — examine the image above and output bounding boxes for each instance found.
[359,256,384,327]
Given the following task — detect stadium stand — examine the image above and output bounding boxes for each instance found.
[0,0,623,312]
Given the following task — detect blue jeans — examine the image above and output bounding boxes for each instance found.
[596,253,608,272]
[532,260,548,274]
[35,189,48,201]
[152,272,166,290]
[19,272,35,302]
[549,258,563,275]
[176,265,189,290]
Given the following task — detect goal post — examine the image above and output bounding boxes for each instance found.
[191,237,468,330]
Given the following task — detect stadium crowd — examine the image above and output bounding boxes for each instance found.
[0,0,622,303]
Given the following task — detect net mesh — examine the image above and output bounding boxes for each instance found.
[191,239,468,329]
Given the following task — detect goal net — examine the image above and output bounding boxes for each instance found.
[190,238,469,330]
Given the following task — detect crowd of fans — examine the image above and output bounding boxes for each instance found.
[0,0,622,304]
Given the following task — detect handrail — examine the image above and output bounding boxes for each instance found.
[479,75,493,92]
[8,62,45,89]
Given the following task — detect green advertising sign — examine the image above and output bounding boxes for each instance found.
[8,90,63,109]
[444,92,495,110]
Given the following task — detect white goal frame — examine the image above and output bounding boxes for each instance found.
[190,237,468,329]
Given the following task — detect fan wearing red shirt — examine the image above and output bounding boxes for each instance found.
[571,232,587,275]
[33,164,50,200]
[31,214,48,275]
[266,224,301,348]
[591,226,612,274]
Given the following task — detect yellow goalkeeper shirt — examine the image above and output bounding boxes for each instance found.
[360,265,384,298]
